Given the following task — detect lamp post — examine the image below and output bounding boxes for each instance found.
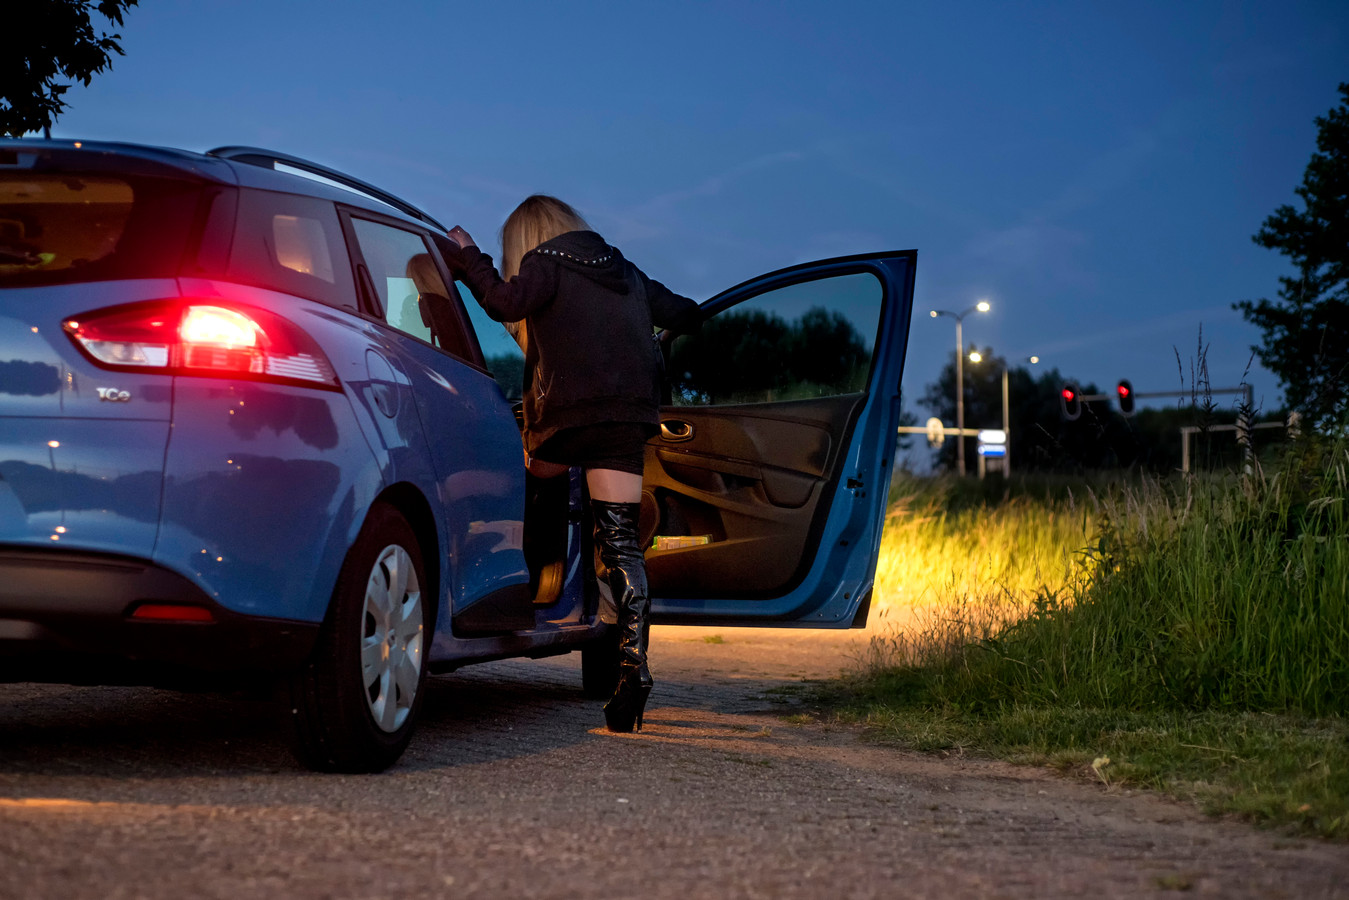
[930,301,989,476]
[968,352,1038,474]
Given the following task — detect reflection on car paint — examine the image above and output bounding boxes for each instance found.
[0,360,60,396]
[158,380,375,620]
[219,383,341,450]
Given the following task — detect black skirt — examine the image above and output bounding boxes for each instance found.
[530,422,653,476]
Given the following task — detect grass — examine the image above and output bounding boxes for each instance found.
[840,440,1349,838]
[839,680,1349,837]
[873,476,1093,616]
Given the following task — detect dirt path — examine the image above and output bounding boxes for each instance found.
[1,622,1345,899]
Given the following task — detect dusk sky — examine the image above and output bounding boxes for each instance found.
[43,0,1348,443]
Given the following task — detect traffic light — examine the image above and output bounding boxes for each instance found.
[1116,379,1135,417]
[1060,383,1081,421]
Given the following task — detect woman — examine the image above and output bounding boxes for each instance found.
[442,195,700,733]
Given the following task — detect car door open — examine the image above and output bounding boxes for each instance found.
[643,252,915,628]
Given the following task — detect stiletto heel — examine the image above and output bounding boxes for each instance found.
[635,683,652,732]
[604,669,653,733]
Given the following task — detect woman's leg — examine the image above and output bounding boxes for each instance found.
[584,468,642,503]
[586,467,652,732]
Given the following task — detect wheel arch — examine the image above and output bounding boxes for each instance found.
[372,482,442,632]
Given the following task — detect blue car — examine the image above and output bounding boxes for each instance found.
[0,140,915,771]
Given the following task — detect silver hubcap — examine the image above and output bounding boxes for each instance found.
[359,543,423,733]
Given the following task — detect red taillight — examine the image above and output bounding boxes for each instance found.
[63,301,338,388]
[181,306,259,346]
[179,306,264,374]
[129,603,216,622]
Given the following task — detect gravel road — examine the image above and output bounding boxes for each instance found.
[2,623,1346,899]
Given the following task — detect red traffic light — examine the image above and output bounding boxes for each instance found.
[1060,382,1082,421]
[1116,379,1135,416]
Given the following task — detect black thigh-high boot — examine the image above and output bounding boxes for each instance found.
[591,499,653,732]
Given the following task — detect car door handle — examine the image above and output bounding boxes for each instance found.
[660,420,694,443]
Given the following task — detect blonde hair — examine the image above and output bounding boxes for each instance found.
[500,195,590,279]
[405,253,445,296]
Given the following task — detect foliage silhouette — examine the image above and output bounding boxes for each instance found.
[1235,82,1349,431]
[0,1,139,137]
[668,306,869,405]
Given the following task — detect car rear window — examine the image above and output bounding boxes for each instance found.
[0,171,204,287]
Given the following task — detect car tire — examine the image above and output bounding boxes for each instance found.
[581,625,621,699]
[283,502,430,773]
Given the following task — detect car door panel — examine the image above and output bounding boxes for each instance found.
[647,252,914,627]
[643,394,862,596]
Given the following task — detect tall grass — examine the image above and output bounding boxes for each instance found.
[888,443,1349,718]
[866,473,1097,676]
[873,473,1095,614]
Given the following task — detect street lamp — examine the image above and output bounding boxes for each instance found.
[967,351,1039,474]
[930,300,989,476]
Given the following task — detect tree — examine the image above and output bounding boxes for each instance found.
[668,305,870,405]
[0,1,139,138]
[919,344,1007,470]
[1236,83,1349,431]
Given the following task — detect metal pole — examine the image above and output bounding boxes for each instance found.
[930,302,987,478]
[1001,367,1010,475]
[955,318,965,477]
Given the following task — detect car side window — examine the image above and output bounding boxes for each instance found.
[228,190,358,310]
[348,217,474,359]
[456,278,525,400]
[668,271,882,406]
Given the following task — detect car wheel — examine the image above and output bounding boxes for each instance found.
[284,502,429,773]
[581,626,621,699]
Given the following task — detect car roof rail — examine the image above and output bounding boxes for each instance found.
[208,146,447,232]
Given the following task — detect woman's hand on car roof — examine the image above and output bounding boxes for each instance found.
[446,226,476,250]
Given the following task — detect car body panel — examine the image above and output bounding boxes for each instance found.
[426,465,591,669]
[157,375,379,621]
[382,333,534,624]
[1,280,184,557]
[0,416,168,555]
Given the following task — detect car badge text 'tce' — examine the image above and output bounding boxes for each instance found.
[96,387,131,402]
